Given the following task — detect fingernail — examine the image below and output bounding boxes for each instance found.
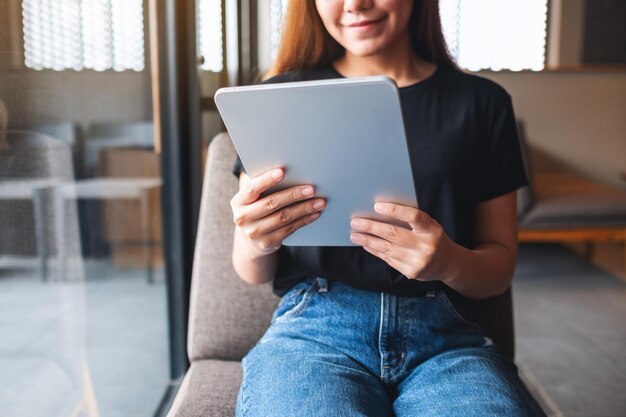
[351,219,362,228]
[374,202,386,212]
[313,200,325,210]
[271,169,282,179]
[302,186,314,196]
[350,234,362,243]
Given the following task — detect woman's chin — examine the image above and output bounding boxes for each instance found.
[344,43,389,58]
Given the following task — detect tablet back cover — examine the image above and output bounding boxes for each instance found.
[215,76,417,246]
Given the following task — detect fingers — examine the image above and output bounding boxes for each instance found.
[268,211,322,244]
[361,245,413,277]
[243,184,320,222]
[237,168,285,205]
[349,230,413,261]
[350,218,414,249]
[350,217,422,278]
[253,211,322,252]
[374,202,432,233]
[250,199,326,236]
[230,167,325,255]
[231,168,325,251]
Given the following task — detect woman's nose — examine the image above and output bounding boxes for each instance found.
[343,0,374,13]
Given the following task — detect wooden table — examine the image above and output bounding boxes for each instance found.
[54,177,162,283]
[0,177,162,282]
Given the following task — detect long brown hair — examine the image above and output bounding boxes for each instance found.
[264,0,459,80]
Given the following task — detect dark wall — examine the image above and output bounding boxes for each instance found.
[583,0,626,64]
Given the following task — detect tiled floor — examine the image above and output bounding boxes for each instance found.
[0,262,169,417]
[514,243,626,417]
[565,242,626,282]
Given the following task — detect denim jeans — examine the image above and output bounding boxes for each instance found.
[236,276,546,417]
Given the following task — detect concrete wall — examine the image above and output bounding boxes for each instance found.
[480,70,626,188]
[0,70,152,130]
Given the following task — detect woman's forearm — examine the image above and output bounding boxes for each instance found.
[441,240,517,300]
[231,226,278,285]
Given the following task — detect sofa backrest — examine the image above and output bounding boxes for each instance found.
[187,133,279,362]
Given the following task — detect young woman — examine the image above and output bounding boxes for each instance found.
[230,1,545,416]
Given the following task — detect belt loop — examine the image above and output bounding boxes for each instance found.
[316,277,329,292]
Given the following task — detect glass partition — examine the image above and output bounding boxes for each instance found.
[0,1,170,415]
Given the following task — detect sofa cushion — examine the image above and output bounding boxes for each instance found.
[519,172,626,228]
[187,133,279,362]
[167,360,241,417]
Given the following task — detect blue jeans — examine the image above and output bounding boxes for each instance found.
[236,277,545,417]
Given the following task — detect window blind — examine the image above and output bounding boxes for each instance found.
[22,0,144,71]
[198,0,223,72]
[440,0,548,71]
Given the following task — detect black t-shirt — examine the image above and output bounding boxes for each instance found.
[232,63,528,299]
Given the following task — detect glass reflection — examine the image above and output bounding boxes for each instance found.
[0,1,169,415]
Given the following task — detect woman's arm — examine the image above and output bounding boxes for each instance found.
[349,191,519,300]
[442,191,519,299]
[231,172,279,285]
[232,226,279,285]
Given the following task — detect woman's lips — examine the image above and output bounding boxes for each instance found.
[345,16,386,32]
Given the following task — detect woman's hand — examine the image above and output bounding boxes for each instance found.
[349,202,455,282]
[230,168,326,259]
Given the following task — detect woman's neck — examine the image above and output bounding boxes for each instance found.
[332,33,436,88]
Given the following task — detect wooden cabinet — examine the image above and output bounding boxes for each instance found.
[99,147,163,267]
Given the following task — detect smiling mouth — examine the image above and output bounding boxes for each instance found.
[346,16,387,29]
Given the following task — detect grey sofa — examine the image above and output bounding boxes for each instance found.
[167,132,517,417]
[515,120,626,267]
[166,133,279,417]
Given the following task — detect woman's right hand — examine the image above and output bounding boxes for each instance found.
[230,168,326,258]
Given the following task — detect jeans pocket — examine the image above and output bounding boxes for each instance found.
[437,290,483,331]
[271,279,317,324]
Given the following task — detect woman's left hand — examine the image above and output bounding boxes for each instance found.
[349,202,456,282]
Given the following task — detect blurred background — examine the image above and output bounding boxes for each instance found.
[0,0,624,416]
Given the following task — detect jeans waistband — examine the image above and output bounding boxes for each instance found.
[307,276,440,298]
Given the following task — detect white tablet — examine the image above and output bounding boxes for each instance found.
[214,76,418,246]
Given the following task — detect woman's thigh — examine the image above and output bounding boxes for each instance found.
[236,337,392,417]
[392,346,546,417]
[236,277,391,417]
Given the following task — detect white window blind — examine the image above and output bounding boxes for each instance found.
[198,0,223,72]
[22,0,145,71]
[440,0,548,71]
[270,0,289,61]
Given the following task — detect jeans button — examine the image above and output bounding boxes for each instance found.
[316,277,329,292]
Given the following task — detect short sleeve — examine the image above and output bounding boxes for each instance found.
[232,154,246,179]
[476,93,530,203]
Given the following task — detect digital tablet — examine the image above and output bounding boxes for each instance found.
[214,76,418,246]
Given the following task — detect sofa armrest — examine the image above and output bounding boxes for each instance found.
[167,360,242,417]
